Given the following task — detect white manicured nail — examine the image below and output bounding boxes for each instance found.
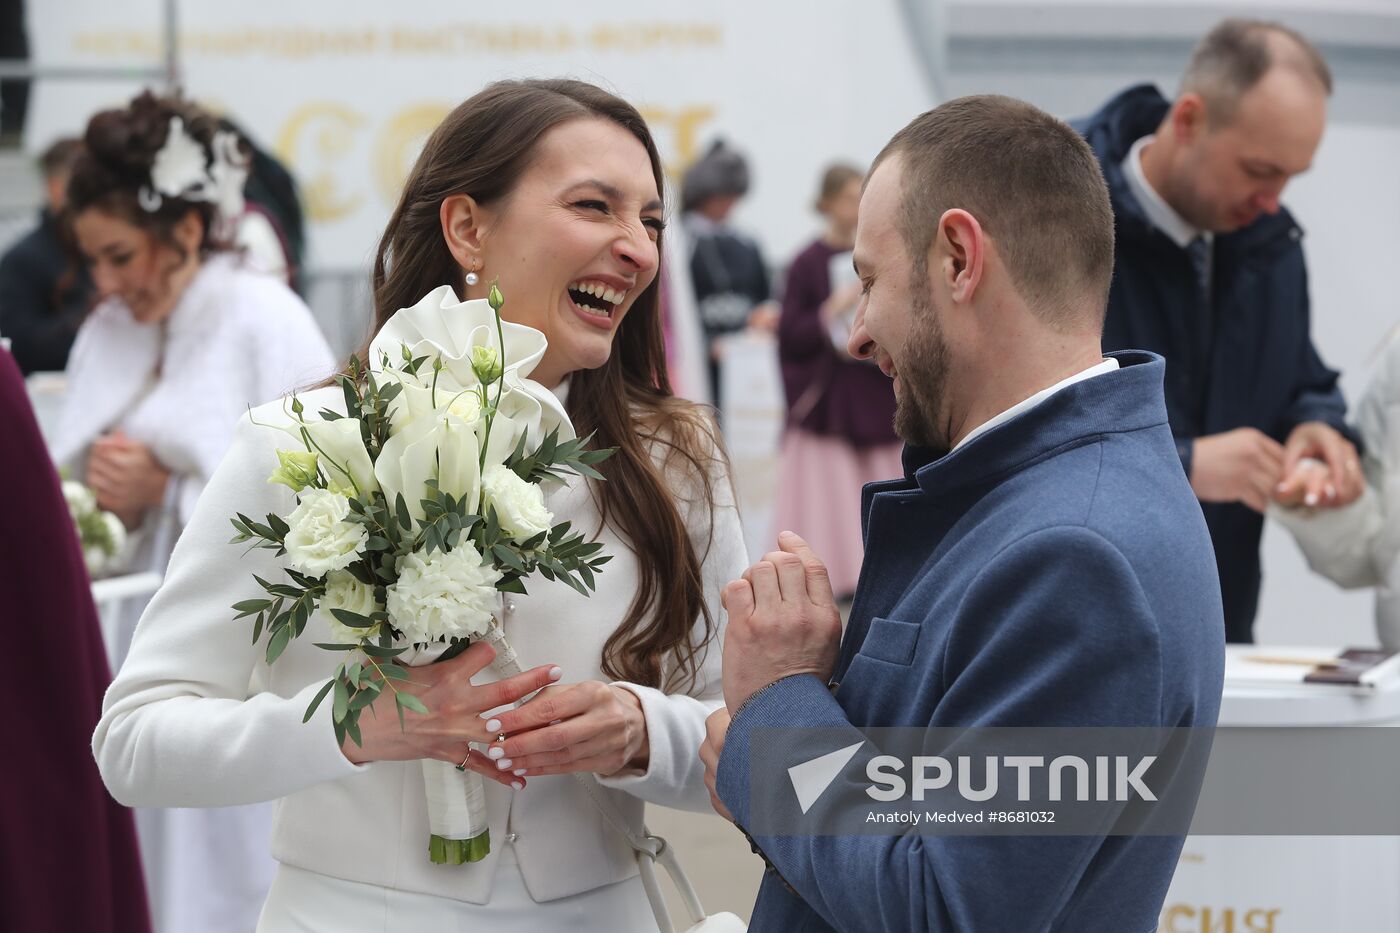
[1305,492,1318,506]
[488,746,505,759]
[497,758,513,770]
[548,666,563,680]
[484,719,501,733]
[514,768,527,776]
[512,780,524,790]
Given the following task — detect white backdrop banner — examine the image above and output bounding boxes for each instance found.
[24,0,929,271]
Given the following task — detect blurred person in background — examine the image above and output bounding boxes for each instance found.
[774,163,901,600]
[0,346,150,933]
[50,90,334,933]
[1078,18,1360,643]
[0,137,94,375]
[221,115,308,293]
[682,138,778,408]
[1271,329,1400,650]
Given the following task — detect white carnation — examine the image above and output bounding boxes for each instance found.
[62,480,96,518]
[386,543,499,644]
[481,464,553,543]
[283,488,367,577]
[321,570,381,644]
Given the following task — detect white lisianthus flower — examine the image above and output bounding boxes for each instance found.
[386,544,499,644]
[268,448,320,493]
[321,570,382,643]
[283,488,367,576]
[481,464,553,543]
[62,480,96,518]
[446,387,483,425]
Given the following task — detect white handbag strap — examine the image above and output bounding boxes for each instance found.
[485,624,709,932]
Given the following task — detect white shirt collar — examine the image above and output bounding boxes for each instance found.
[1122,135,1207,250]
[953,358,1120,451]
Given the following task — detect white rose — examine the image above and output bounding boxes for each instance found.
[321,570,382,644]
[101,510,127,559]
[62,480,95,518]
[385,543,499,644]
[481,464,553,543]
[283,488,367,577]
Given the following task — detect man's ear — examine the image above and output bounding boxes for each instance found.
[441,194,487,274]
[934,208,984,304]
[1171,93,1208,144]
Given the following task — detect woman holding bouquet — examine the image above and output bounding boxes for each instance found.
[94,79,748,931]
[56,92,334,933]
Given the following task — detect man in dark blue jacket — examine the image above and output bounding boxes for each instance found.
[0,137,92,375]
[700,95,1224,932]
[1077,19,1361,642]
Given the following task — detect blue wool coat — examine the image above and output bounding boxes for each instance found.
[717,352,1225,932]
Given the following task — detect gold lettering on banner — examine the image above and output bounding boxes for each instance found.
[69,23,720,60]
[374,104,453,207]
[639,105,717,177]
[1242,909,1279,933]
[276,103,366,222]
[588,22,723,52]
[1158,905,1281,933]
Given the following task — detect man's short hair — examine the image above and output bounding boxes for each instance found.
[1181,19,1332,126]
[873,95,1115,331]
[39,137,83,179]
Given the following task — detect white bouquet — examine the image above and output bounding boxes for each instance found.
[229,283,613,864]
[62,479,127,578]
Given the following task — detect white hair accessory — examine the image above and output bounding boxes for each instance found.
[138,115,249,234]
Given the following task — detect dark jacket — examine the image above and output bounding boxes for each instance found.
[0,347,151,932]
[0,208,92,374]
[777,238,898,447]
[718,352,1225,932]
[1077,84,1353,643]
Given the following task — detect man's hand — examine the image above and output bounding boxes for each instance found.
[1274,421,1363,509]
[700,707,733,822]
[721,531,843,713]
[1189,428,1286,513]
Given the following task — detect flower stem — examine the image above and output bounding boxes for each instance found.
[429,830,491,864]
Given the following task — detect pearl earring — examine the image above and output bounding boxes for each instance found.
[464,267,480,287]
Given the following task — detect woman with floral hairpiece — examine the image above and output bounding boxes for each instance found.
[53,91,335,933]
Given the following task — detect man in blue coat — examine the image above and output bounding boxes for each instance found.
[1078,19,1361,642]
[700,95,1225,932]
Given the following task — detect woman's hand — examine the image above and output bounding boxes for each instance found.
[341,641,563,790]
[87,431,171,528]
[488,681,650,779]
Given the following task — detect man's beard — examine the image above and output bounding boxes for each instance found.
[892,283,950,451]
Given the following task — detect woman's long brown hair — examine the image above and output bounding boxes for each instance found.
[359,79,722,691]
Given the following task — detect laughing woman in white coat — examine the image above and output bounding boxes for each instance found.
[56,92,334,933]
[93,79,748,932]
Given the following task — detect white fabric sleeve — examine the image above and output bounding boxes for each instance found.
[596,421,749,812]
[1270,489,1385,590]
[93,412,369,808]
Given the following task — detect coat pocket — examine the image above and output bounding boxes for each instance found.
[856,616,921,666]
